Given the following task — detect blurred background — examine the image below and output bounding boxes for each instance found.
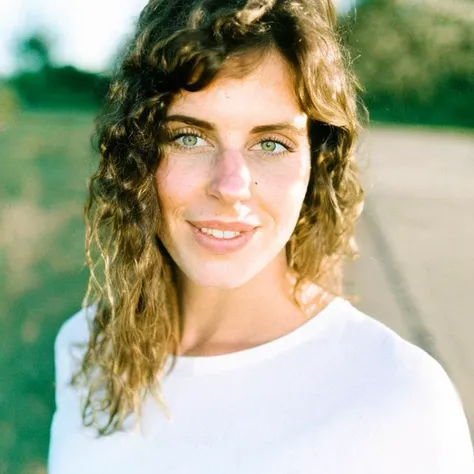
[0,0,473,472]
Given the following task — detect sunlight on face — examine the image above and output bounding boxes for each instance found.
[156,50,311,288]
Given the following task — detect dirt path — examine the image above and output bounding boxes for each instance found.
[346,126,474,437]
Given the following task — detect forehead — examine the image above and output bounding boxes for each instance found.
[167,50,305,129]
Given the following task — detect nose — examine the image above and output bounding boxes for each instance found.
[207,149,252,204]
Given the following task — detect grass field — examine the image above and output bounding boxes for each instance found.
[0,110,97,474]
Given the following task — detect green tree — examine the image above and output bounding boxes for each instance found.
[9,31,109,110]
[342,0,474,127]
[16,32,53,71]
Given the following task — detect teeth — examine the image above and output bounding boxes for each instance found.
[200,228,241,239]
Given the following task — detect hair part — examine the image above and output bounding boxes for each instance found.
[73,0,364,436]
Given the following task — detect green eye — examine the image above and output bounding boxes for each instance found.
[257,140,289,153]
[261,141,277,152]
[170,133,209,149]
[180,135,198,147]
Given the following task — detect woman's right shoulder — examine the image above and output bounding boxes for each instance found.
[49,306,100,472]
[55,305,96,352]
[53,305,97,407]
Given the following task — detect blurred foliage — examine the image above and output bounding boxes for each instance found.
[342,0,474,127]
[9,66,109,110]
[0,82,20,131]
[16,33,53,71]
[8,32,109,111]
[0,110,95,474]
[6,4,474,127]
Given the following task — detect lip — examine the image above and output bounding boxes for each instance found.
[188,222,258,255]
[188,220,257,232]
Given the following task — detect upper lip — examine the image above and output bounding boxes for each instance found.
[188,220,258,232]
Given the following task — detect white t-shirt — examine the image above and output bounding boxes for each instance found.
[48,297,474,474]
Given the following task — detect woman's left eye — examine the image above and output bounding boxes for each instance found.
[253,140,290,154]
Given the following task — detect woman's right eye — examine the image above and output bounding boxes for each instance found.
[172,133,208,149]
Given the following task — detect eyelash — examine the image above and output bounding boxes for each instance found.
[168,128,296,154]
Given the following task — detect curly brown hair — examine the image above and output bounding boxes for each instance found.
[73,0,364,435]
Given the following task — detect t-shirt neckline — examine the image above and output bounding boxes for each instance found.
[164,297,345,376]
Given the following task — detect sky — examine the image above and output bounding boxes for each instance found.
[0,0,352,76]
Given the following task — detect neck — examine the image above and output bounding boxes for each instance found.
[174,251,326,356]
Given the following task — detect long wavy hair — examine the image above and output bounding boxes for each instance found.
[73,0,364,435]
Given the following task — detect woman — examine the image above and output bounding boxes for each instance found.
[48,0,473,472]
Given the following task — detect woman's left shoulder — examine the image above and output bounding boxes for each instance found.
[335,299,474,468]
[336,299,463,401]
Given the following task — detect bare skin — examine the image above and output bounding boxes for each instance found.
[177,253,316,356]
[156,51,330,357]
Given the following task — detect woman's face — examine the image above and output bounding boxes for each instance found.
[156,51,311,289]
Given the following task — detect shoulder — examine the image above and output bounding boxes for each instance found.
[333,298,443,372]
[55,305,94,351]
[307,297,453,394]
[332,299,474,468]
[333,298,458,396]
[53,306,96,408]
[327,298,471,419]
[49,307,98,473]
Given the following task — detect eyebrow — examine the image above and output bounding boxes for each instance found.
[164,114,308,137]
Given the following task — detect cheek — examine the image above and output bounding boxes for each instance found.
[258,155,311,217]
[155,160,202,215]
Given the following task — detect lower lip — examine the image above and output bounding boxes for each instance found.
[189,223,257,254]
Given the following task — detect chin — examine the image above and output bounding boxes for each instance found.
[182,259,263,289]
